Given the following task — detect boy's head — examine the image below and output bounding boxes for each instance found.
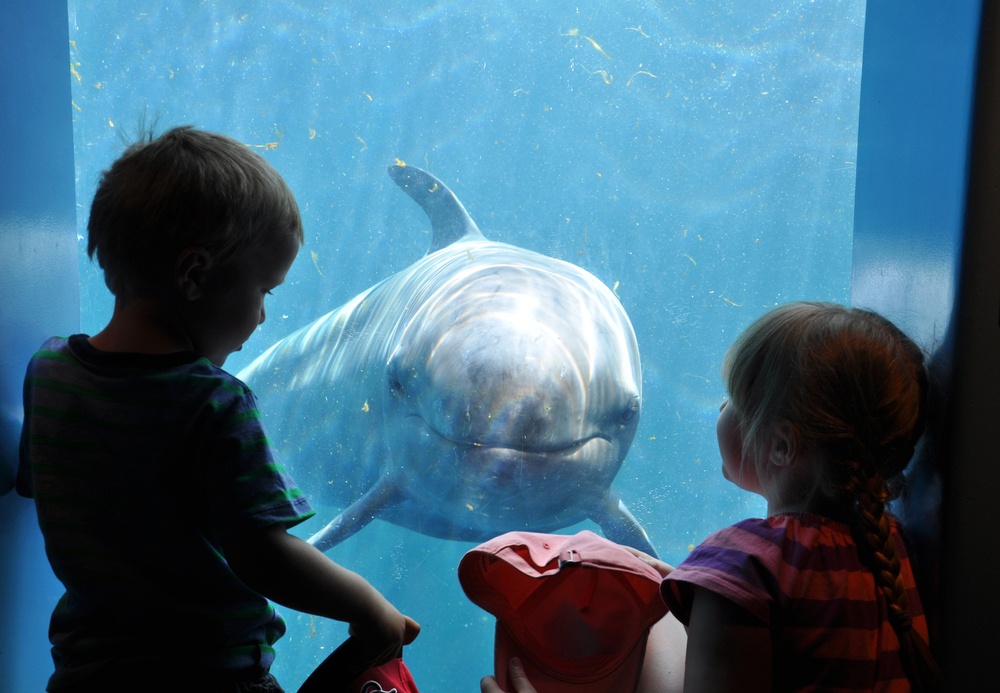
[87,126,303,301]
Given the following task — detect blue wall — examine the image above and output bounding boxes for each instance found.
[2,1,996,689]
[852,0,1000,684]
[0,3,79,690]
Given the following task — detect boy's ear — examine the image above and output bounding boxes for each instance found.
[769,422,799,468]
[174,246,214,300]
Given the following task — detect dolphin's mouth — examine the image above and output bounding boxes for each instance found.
[405,414,611,457]
[394,414,623,523]
[453,433,609,456]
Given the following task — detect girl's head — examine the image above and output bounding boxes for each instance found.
[720,301,939,687]
[721,301,927,508]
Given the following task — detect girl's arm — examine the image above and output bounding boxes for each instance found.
[684,587,771,693]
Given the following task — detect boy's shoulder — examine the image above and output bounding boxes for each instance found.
[29,334,251,399]
[26,335,77,373]
[31,334,72,354]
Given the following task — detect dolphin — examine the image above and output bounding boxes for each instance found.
[238,165,657,556]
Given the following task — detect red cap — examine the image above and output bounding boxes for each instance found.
[351,656,420,693]
[458,530,667,693]
[297,638,420,693]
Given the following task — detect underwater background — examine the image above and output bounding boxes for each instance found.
[67,0,862,688]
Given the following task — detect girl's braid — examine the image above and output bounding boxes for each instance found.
[843,458,944,691]
[844,461,912,633]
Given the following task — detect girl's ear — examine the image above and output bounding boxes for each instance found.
[174,247,214,300]
[769,422,799,468]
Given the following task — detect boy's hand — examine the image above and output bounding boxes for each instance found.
[401,614,420,644]
[349,607,421,665]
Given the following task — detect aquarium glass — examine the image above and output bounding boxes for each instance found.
[67,1,863,688]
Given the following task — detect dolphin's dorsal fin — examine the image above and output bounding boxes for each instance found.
[388,164,486,253]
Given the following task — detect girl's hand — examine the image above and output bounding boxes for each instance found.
[480,658,537,693]
[622,545,676,579]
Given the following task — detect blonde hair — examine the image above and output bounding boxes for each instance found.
[87,126,303,299]
[723,302,941,690]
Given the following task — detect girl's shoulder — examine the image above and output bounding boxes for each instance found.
[756,511,853,534]
[705,513,856,557]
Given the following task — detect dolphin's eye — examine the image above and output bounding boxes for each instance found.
[388,371,404,395]
[386,348,407,396]
[387,358,406,396]
[619,397,640,425]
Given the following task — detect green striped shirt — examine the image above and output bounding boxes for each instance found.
[17,335,315,689]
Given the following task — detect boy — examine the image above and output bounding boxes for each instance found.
[16,126,419,692]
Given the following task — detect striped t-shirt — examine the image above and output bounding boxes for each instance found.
[16,335,315,689]
[662,513,929,692]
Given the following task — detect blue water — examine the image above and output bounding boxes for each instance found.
[67,1,862,688]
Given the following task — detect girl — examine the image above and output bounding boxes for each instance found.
[481,302,942,693]
[661,301,942,692]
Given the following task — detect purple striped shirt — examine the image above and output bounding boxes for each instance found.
[662,513,928,692]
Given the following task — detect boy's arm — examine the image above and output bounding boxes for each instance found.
[222,524,419,664]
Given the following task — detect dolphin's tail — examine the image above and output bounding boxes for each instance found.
[388,164,485,253]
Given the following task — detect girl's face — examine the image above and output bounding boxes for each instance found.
[716,400,764,496]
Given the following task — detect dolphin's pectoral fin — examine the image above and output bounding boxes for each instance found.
[307,476,400,553]
[387,164,486,253]
[591,492,659,559]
